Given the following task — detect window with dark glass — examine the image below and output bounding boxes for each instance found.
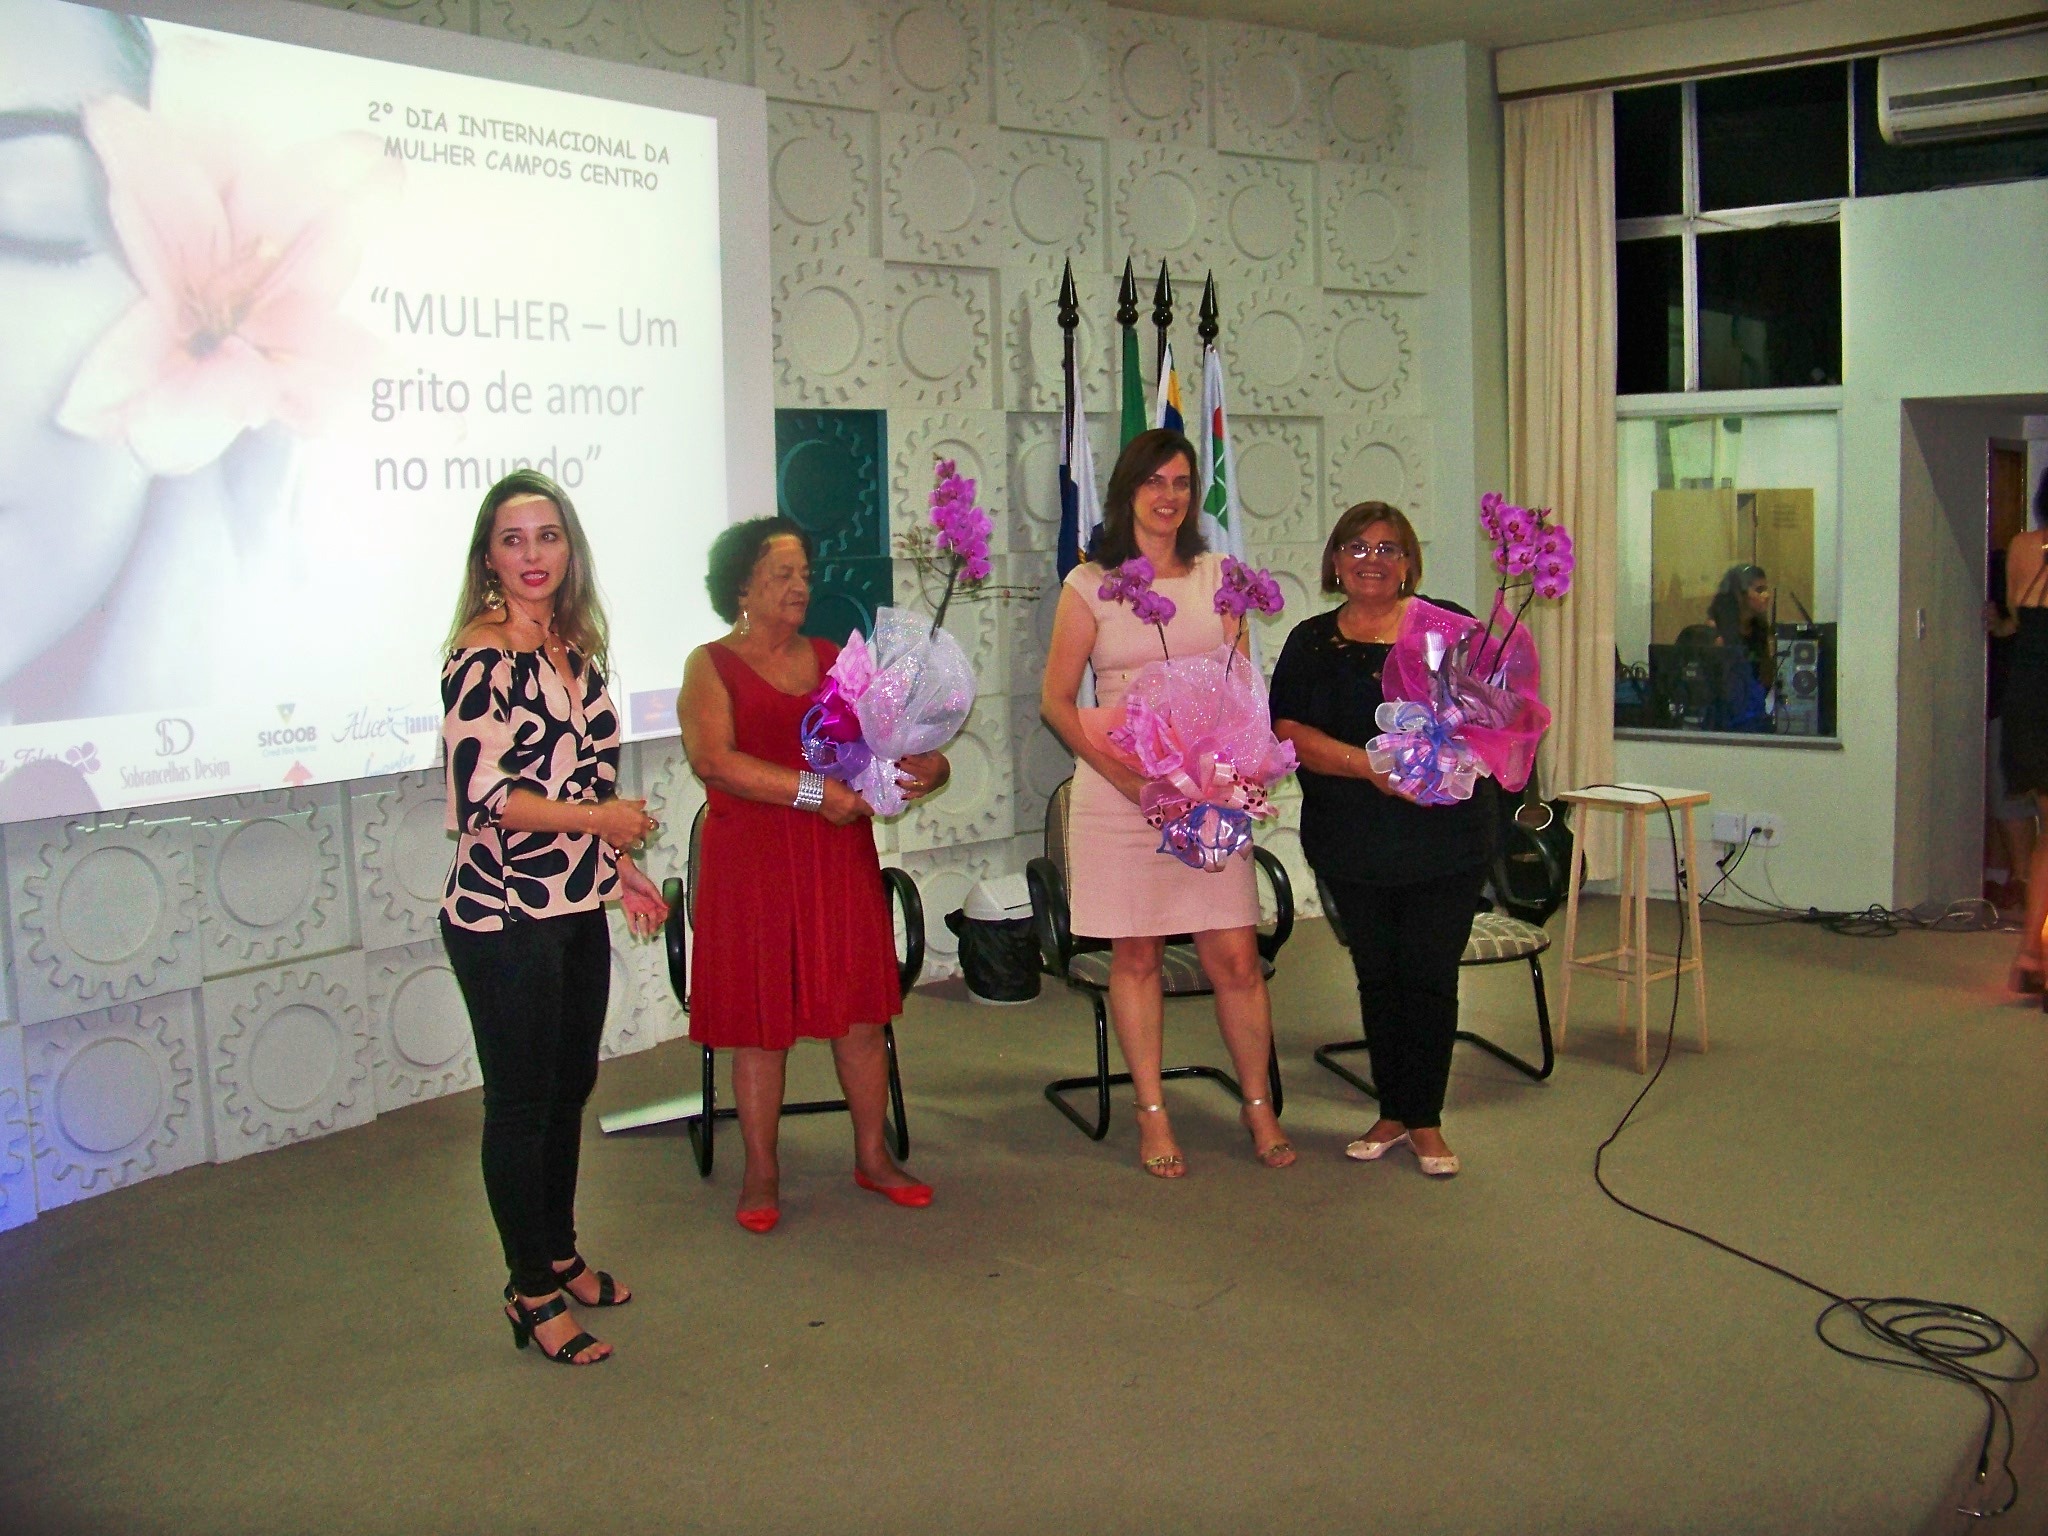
[1695,225,1842,390]
[1617,237,1685,395]
[1696,64,1849,210]
[1615,84,1684,219]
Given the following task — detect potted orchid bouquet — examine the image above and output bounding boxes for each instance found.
[798,461,985,816]
[1082,556,1298,871]
[1364,493,1566,804]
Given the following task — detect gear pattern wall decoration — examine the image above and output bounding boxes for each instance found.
[755,0,880,109]
[192,790,350,978]
[25,994,208,1209]
[882,116,1008,267]
[889,265,994,409]
[776,257,892,409]
[1227,283,1327,417]
[1327,415,1434,533]
[1231,418,1323,546]
[203,957,374,1164]
[321,0,472,28]
[879,0,988,121]
[770,105,875,257]
[627,0,749,81]
[599,907,685,1060]
[1106,8,1205,145]
[1326,294,1417,416]
[0,1028,33,1232]
[994,0,1107,138]
[889,409,1008,551]
[896,696,1015,850]
[1322,40,1406,164]
[1111,141,1218,279]
[1210,21,1321,162]
[481,0,620,53]
[352,770,452,954]
[1002,132,1104,273]
[1215,152,1315,290]
[1321,164,1428,295]
[6,813,200,1028]
[366,939,479,1113]
[1002,264,1114,416]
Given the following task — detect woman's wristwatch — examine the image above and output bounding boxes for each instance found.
[793,770,826,812]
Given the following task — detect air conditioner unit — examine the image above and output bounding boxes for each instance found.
[1878,31,2048,145]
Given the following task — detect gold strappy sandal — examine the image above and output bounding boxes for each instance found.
[1133,1101,1186,1179]
[1239,1095,1295,1168]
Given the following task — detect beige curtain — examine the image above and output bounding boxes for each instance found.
[1505,92,1617,872]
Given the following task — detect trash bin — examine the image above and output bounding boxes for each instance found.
[945,873,1041,1005]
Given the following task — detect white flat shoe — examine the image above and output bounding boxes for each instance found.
[1414,1150,1461,1177]
[1344,1130,1409,1162]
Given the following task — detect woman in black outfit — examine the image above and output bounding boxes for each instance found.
[1269,502,1495,1176]
[2001,475,2048,991]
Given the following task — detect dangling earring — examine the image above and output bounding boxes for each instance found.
[483,571,506,612]
[736,606,751,637]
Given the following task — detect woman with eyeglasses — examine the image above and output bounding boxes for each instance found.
[1268,502,1497,1177]
[1040,428,1293,1178]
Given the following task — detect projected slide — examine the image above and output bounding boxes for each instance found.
[0,0,732,821]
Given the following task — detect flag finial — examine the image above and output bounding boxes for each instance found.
[1198,272,1219,347]
[1116,258,1139,327]
[1057,259,1079,335]
[1152,261,1175,331]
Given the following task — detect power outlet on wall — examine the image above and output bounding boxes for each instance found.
[1711,812,1745,845]
[1745,812,1783,847]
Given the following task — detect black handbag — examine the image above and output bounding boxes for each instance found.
[1490,785,1573,927]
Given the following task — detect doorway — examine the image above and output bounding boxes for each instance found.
[1986,440,2031,907]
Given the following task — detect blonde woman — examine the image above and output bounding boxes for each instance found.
[438,470,665,1366]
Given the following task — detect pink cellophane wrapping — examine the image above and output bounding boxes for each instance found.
[1374,596,1549,796]
[1080,645,1298,855]
[846,607,977,817]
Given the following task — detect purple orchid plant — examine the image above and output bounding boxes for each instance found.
[1474,491,1575,678]
[1099,557,1177,657]
[927,458,993,633]
[1213,557,1284,674]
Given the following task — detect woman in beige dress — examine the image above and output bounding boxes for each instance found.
[1039,428,1293,1178]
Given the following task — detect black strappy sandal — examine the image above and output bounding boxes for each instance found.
[503,1287,608,1365]
[552,1254,630,1306]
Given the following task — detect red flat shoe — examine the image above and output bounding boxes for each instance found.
[735,1205,780,1234]
[853,1168,933,1207]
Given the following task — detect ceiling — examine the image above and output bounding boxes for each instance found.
[1118,0,1803,50]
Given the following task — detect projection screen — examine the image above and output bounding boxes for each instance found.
[0,0,772,822]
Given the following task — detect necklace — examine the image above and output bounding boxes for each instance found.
[1337,601,1402,645]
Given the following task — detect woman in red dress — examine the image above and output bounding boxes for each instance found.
[677,517,949,1232]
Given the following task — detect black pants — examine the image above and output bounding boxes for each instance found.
[1321,864,1487,1130]
[440,909,611,1297]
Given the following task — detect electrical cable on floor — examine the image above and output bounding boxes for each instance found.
[1576,785,2038,1520]
[1695,833,2004,937]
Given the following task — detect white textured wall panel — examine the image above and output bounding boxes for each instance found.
[314,0,470,27]
[879,0,990,121]
[202,955,374,1164]
[367,938,479,1113]
[755,0,881,109]
[1232,417,1324,547]
[600,907,685,1059]
[994,0,1108,138]
[1002,265,1115,417]
[6,813,200,1028]
[1002,133,1105,274]
[896,696,1016,850]
[1106,8,1206,144]
[1326,294,1419,416]
[351,770,452,953]
[193,790,352,978]
[775,257,891,408]
[890,409,1009,551]
[1326,415,1434,532]
[26,993,210,1210]
[1321,164,1429,296]
[1321,40,1406,164]
[882,116,1008,267]
[1210,21,1322,162]
[888,265,996,409]
[0,1026,32,1231]
[770,105,877,258]
[1214,153,1317,291]
[1110,142,1218,281]
[1226,283,1326,418]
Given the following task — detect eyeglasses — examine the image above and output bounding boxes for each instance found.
[1339,540,1406,561]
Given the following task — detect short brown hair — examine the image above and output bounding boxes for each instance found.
[1088,428,1207,570]
[1322,502,1422,595]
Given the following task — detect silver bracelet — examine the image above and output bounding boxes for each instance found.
[793,770,826,812]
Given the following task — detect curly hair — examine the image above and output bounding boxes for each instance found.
[704,516,813,623]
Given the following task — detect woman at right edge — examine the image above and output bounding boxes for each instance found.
[2000,474,2048,993]
[1269,502,1497,1176]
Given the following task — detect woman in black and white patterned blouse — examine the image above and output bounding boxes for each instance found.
[439,470,666,1367]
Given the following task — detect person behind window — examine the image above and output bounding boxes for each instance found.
[1706,563,1774,731]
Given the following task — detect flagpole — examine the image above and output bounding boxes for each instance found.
[1117,258,1144,448]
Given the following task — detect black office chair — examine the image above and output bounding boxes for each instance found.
[1311,805,1559,1095]
[660,803,924,1177]
[1025,777,1294,1141]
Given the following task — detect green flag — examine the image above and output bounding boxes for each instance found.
[1119,325,1146,447]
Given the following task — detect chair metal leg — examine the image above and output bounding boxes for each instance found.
[1315,956,1557,1097]
[883,1022,910,1161]
[685,1044,716,1178]
[1043,986,1278,1140]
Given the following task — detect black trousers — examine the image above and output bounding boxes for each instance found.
[440,908,611,1297]
[1321,864,1487,1130]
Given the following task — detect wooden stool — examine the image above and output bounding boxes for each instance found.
[1557,784,1709,1073]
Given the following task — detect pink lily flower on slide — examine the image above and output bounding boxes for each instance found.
[58,94,399,476]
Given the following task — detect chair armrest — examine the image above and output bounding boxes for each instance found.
[1025,856,1073,977]
[661,876,687,1007]
[1252,846,1294,961]
[882,866,926,994]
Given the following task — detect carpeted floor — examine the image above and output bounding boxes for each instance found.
[2,900,2044,1536]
